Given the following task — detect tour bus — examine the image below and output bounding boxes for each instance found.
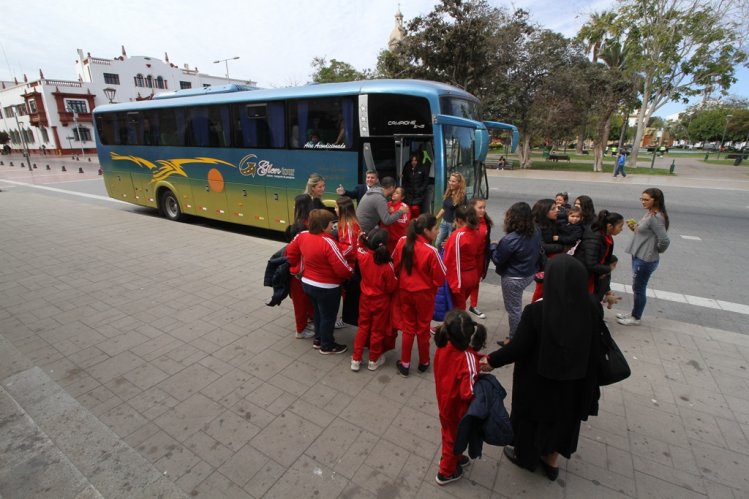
[93,80,518,232]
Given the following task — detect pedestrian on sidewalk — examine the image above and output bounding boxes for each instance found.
[433,309,486,485]
[443,205,481,311]
[467,198,493,320]
[617,188,670,326]
[350,228,398,372]
[479,255,602,482]
[392,214,446,377]
[613,150,627,178]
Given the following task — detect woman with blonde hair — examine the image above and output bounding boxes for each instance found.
[435,172,467,249]
[304,173,327,210]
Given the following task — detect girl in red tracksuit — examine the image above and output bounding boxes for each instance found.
[336,196,361,266]
[433,309,487,485]
[392,214,445,377]
[351,228,398,372]
[286,209,353,354]
[384,187,411,253]
[468,198,493,319]
[286,194,315,339]
[443,205,481,311]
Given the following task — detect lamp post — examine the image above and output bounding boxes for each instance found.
[213,56,239,83]
[717,114,732,160]
[12,107,32,171]
[103,87,116,104]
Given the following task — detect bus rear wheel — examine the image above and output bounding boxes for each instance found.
[160,190,183,221]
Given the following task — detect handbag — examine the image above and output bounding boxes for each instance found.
[598,322,631,385]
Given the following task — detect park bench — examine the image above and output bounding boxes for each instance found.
[486,158,514,170]
[547,154,570,162]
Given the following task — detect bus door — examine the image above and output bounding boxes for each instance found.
[393,135,435,211]
[434,115,490,199]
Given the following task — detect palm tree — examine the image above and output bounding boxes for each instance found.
[577,11,617,62]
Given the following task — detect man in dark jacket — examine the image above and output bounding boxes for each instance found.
[336,170,379,203]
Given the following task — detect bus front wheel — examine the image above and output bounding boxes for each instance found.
[161,190,183,221]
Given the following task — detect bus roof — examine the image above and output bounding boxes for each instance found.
[94,79,478,114]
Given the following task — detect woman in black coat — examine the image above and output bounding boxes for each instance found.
[574,210,624,300]
[479,255,601,481]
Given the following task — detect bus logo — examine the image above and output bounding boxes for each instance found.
[239,154,296,180]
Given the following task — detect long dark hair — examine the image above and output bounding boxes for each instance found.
[531,198,556,228]
[643,188,669,230]
[575,195,596,224]
[503,202,535,238]
[469,198,493,228]
[592,209,623,233]
[286,194,314,241]
[454,204,479,230]
[359,227,391,265]
[434,309,487,351]
[401,213,437,275]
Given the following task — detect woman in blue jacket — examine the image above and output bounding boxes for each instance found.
[491,202,541,345]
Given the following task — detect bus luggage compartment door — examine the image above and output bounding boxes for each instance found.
[266,188,290,232]
[189,178,230,221]
[103,171,136,202]
[131,172,158,208]
[226,184,269,228]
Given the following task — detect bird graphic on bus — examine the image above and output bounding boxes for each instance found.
[110,152,235,192]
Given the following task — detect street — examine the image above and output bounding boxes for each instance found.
[2,155,747,334]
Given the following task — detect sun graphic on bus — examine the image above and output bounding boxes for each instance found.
[207,168,224,192]
[239,154,258,177]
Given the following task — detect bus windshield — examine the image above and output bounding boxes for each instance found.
[440,97,482,121]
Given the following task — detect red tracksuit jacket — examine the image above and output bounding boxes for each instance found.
[442,226,480,293]
[392,234,446,291]
[286,231,353,285]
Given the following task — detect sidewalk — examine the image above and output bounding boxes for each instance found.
[1,188,748,498]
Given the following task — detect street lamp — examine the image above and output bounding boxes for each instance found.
[12,106,32,172]
[213,56,240,83]
[103,87,116,103]
[717,114,733,160]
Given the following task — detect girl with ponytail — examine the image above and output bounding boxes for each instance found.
[392,214,446,377]
[350,228,398,372]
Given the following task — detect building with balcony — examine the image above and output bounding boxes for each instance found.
[0,46,255,156]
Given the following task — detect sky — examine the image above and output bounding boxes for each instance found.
[2,0,746,119]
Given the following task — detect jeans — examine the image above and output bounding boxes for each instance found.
[302,283,340,349]
[631,256,659,320]
[434,219,453,250]
[501,275,534,338]
[613,162,626,177]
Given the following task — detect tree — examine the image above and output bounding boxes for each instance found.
[310,57,370,83]
[598,0,748,166]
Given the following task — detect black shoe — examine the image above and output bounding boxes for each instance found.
[458,455,471,469]
[396,361,409,377]
[417,363,430,373]
[312,339,321,349]
[435,466,463,485]
[503,446,522,468]
[319,343,347,355]
[539,459,559,481]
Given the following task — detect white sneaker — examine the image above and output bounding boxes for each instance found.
[335,319,345,329]
[615,312,631,320]
[367,356,385,371]
[295,329,315,339]
[617,316,641,326]
[304,323,315,332]
[350,359,361,371]
[469,306,486,319]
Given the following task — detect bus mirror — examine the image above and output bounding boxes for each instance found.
[474,129,489,161]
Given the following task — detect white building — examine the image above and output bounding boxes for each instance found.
[0,46,255,156]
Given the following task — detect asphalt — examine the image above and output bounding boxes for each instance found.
[0,153,748,498]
